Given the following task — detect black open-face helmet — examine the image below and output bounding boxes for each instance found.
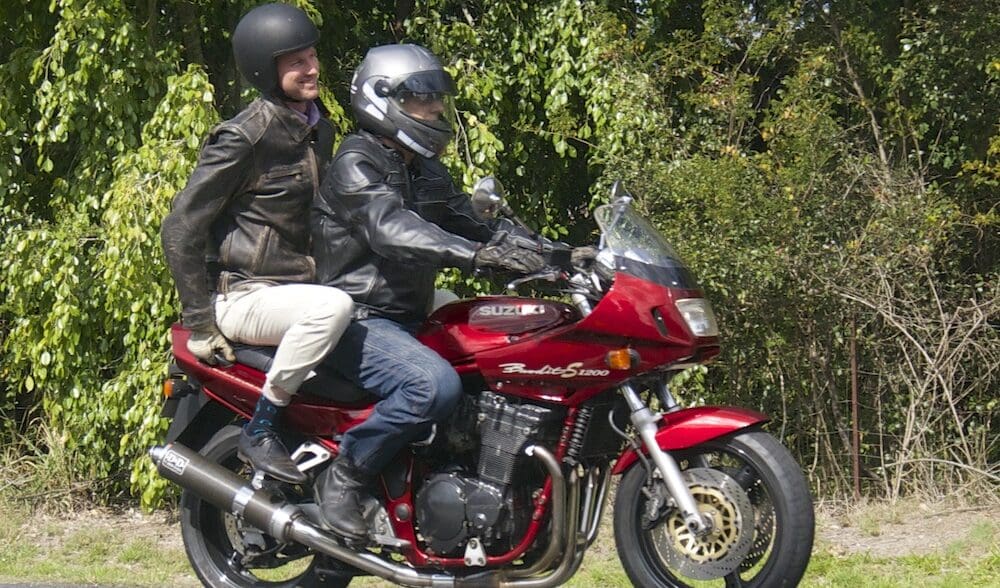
[232,3,319,97]
[350,44,457,158]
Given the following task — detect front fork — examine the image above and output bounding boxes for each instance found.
[620,382,711,535]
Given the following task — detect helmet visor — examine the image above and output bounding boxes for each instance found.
[395,91,456,129]
[392,69,456,96]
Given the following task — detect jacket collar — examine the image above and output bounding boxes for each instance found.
[262,95,325,142]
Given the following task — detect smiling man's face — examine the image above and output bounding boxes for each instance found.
[276,47,319,104]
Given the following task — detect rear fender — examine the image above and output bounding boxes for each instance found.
[612,406,769,475]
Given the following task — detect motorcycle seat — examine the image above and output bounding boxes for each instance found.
[231,344,378,407]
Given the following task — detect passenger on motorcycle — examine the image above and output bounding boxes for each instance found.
[160,4,353,486]
[310,44,549,540]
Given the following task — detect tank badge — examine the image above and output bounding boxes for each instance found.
[473,304,547,317]
[498,362,610,378]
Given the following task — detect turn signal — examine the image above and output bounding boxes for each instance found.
[606,348,640,370]
[162,379,177,399]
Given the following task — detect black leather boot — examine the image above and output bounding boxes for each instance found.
[237,428,308,485]
[315,455,372,541]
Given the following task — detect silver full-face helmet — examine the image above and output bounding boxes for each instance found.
[350,44,456,158]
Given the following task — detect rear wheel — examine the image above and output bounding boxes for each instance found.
[613,430,814,587]
[180,425,351,588]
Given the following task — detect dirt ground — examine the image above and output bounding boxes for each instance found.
[813,500,999,558]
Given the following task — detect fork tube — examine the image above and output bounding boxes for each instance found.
[568,273,594,316]
[619,383,708,534]
[654,379,681,412]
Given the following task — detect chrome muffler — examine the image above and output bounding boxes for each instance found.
[149,442,574,588]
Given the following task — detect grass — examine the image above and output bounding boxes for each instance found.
[0,502,195,586]
[0,498,996,587]
[558,536,1000,588]
[0,429,995,588]
[804,545,1000,588]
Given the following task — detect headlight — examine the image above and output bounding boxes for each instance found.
[675,298,719,337]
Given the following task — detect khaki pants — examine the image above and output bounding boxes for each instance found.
[215,283,353,405]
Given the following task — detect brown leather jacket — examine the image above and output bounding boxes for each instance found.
[161,97,333,330]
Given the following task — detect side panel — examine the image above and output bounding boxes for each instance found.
[170,323,374,437]
[611,406,769,474]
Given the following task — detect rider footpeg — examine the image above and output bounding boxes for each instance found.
[370,534,412,552]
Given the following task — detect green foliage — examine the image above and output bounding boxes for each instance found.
[1,0,997,507]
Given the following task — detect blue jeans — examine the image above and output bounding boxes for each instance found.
[323,317,463,474]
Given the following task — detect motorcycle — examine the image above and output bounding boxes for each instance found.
[151,180,814,587]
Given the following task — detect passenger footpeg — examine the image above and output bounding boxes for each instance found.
[291,441,332,473]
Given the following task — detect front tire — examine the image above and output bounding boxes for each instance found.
[613,429,814,587]
[179,425,350,588]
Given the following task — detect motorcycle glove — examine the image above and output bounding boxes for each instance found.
[474,240,546,275]
[187,325,236,365]
[487,229,544,253]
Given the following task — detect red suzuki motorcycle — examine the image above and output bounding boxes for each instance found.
[151,182,814,587]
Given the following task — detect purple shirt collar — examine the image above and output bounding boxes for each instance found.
[291,100,321,127]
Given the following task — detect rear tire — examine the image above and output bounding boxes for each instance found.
[180,425,350,588]
[613,429,814,587]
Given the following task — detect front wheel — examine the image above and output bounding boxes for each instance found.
[179,425,350,588]
[613,429,814,587]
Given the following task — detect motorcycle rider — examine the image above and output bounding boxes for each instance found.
[310,43,551,540]
[160,3,353,485]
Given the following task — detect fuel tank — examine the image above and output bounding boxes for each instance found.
[417,296,580,363]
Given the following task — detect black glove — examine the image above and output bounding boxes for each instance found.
[489,229,545,254]
[474,240,546,274]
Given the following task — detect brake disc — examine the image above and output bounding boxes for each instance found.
[740,478,774,571]
[649,467,754,580]
[719,465,776,571]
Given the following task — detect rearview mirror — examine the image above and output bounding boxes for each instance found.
[471,177,507,219]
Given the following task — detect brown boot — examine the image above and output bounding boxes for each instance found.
[314,455,372,541]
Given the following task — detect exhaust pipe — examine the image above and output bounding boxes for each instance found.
[149,442,573,588]
[150,443,456,587]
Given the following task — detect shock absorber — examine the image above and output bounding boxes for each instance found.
[564,405,593,466]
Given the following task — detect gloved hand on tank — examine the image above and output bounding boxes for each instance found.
[187,325,236,365]
[474,240,546,274]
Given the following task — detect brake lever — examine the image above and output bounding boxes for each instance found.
[506,268,564,292]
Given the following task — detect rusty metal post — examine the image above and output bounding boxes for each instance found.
[850,311,861,500]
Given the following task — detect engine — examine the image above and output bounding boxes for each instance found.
[415,391,557,556]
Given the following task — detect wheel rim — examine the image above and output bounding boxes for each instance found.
[187,445,316,586]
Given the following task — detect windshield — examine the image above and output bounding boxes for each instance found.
[594,200,699,289]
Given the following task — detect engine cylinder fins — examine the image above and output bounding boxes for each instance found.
[476,391,555,486]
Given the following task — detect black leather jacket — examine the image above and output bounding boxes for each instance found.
[161,97,333,330]
[313,130,519,323]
